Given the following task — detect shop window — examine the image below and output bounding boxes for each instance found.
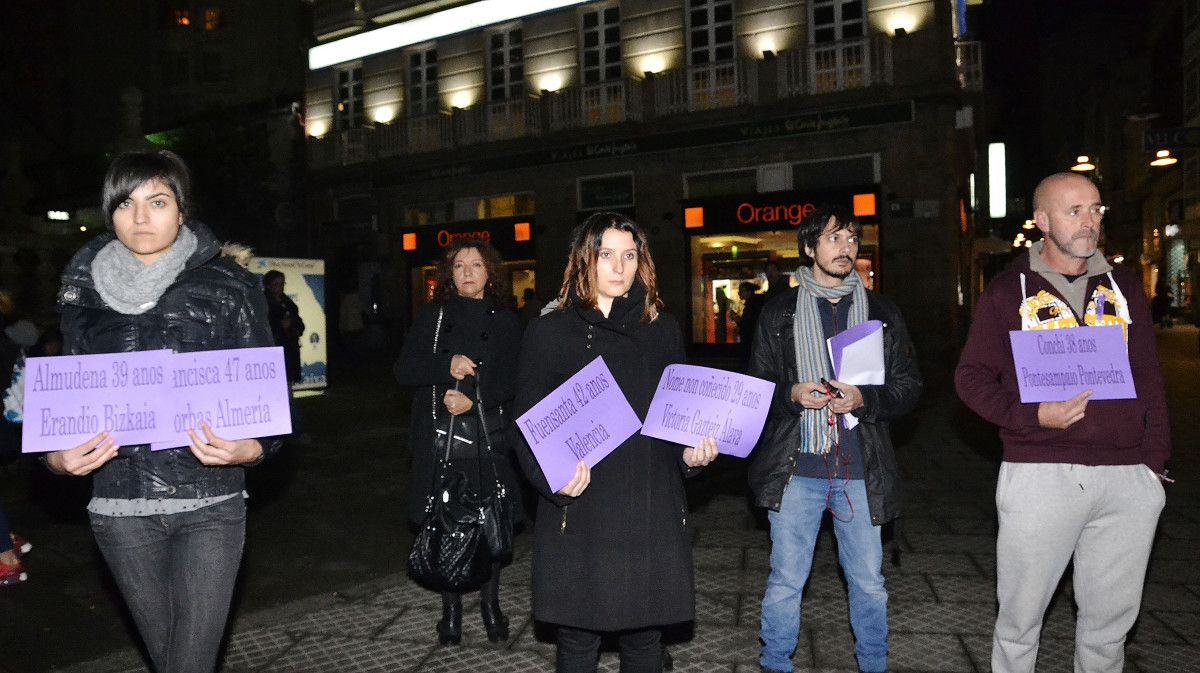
[408,47,439,116]
[581,4,622,85]
[792,155,876,190]
[173,8,191,26]
[810,0,864,43]
[489,27,524,102]
[578,173,634,211]
[478,192,535,219]
[204,7,221,30]
[335,65,364,130]
[686,169,757,199]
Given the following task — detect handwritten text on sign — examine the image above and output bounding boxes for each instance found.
[516,356,641,494]
[1008,325,1136,403]
[22,347,291,453]
[640,365,775,457]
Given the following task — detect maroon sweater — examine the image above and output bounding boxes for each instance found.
[955,253,1170,472]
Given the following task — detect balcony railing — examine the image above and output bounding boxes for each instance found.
[307,36,907,168]
[778,35,893,98]
[955,40,983,91]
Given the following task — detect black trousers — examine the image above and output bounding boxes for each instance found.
[555,625,661,673]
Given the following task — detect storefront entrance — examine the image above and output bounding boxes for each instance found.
[681,189,880,349]
[402,217,537,318]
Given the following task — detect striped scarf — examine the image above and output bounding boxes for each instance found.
[792,265,868,454]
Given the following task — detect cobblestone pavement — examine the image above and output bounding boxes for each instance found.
[54,328,1200,672]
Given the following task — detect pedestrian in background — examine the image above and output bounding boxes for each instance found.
[394,239,523,645]
[512,212,717,673]
[956,172,1169,673]
[748,207,921,673]
[0,313,30,588]
[263,269,305,384]
[45,149,282,673]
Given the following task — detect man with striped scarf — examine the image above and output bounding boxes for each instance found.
[748,207,922,673]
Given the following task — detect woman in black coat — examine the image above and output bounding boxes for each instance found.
[513,212,718,673]
[394,239,523,646]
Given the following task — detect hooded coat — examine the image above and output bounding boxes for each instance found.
[512,284,696,631]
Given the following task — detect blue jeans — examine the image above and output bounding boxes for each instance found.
[760,477,887,673]
[89,497,246,673]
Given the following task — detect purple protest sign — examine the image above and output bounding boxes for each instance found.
[22,350,175,453]
[1009,325,1136,403]
[516,355,641,494]
[151,347,292,450]
[640,364,775,457]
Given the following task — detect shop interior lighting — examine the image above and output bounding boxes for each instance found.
[1150,149,1178,167]
[1022,219,1035,229]
[309,0,591,69]
[1071,155,1095,171]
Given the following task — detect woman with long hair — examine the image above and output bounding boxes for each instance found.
[394,239,523,645]
[45,150,280,673]
[513,212,717,672]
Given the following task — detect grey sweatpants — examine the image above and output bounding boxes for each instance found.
[992,462,1165,673]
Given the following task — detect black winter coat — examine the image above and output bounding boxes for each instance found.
[58,221,281,501]
[394,296,523,527]
[747,288,922,524]
[512,286,696,631]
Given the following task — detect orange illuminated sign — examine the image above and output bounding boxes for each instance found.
[436,229,491,247]
[513,221,530,241]
[684,207,705,228]
[852,193,876,217]
[402,232,417,250]
[736,201,815,227]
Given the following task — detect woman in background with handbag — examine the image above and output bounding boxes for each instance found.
[394,239,523,645]
[513,212,718,673]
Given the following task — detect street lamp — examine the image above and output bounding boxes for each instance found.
[1071,155,1096,171]
[1149,149,1178,167]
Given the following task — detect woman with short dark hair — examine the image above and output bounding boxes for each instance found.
[513,211,717,673]
[394,238,523,645]
[46,149,280,673]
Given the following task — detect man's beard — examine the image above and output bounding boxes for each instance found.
[1047,225,1098,259]
[816,256,854,280]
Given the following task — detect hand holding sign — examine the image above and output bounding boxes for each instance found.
[682,436,719,467]
[556,460,591,498]
[44,431,119,476]
[1037,390,1092,430]
[187,421,265,465]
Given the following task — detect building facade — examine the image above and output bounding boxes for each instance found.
[303,0,984,359]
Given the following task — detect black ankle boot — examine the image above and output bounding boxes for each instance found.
[480,598,509,642]
[437,595,462,646]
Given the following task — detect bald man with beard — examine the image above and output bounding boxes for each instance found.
[955,172,1171,673]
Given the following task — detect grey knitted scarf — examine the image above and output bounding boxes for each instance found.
[91,225,198,315]
[792,265,868,455]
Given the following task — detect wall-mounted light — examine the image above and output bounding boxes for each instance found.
[46,210,70,221]
[539,74,563,93]
[756,35,776,57]
[1150,149,1178,167]
[372,106,396,124]
[450,91,475,109]
[79,225,88,232]
[308,119,330,138]
[640,55,665,75]
[886,13,917,36]
[1071,155,1096,171]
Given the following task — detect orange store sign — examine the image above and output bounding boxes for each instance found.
[436,229,491,247]
[736,201,816,227]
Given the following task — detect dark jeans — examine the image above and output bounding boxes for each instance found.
[89,497,246,673]
[556,625,662,673]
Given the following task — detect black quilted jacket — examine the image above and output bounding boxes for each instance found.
[57,221,282,500]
